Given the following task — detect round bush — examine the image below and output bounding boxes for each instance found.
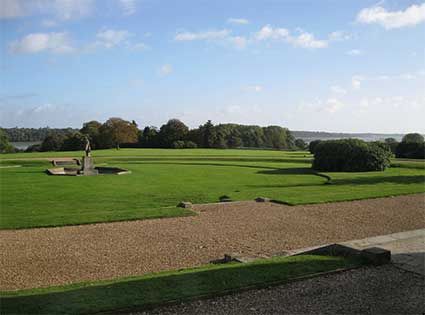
[312,139,391,172]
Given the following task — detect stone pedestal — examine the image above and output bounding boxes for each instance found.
[81,156,98,176]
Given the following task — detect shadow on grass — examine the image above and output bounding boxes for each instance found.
[0,255,361,315]
[106,157,313,164]
[330,175,425,186]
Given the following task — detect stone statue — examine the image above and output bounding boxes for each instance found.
[84,136,92,157]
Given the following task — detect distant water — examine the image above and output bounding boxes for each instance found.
[11,142,41,150]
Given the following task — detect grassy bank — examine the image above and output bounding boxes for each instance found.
[0,254,364,314]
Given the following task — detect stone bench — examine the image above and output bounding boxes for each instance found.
[52,159,81,167]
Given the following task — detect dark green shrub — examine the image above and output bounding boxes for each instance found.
[308,140,322,154]
[312,139,391,172]
[171,140,198,149]
[171,140,186,149]
[184,141,198,148]
[396,142,425,159]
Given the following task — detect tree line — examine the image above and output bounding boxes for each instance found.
[2,127,78,142]
[1,118,302,153]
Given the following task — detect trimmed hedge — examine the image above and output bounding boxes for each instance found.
[312,139,392,172]
[308,140,322,154]
[396,142,425,159]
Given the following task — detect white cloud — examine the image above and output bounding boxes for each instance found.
[119,0,138,15]
[227,18,249,25]
[254,25,327,49]
[347,49,363,56]
[158,64,172,77]
[254,25,289,40]
[0,0,94,20]
[288,32,328,49]
[357,3,425,29]
[89,29,132,49]
[175,29,230,41]
[330,85,347,95]
[9,32,74,54]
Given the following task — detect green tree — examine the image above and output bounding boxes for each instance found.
[158,119,189,148]
[61,132,86,151]
[384,138,398,154]
[99,118,139,149]
[401,133,424,144]
[262,126,293,149]
[139,126,159,148]
[40,132,65,151]
[0,129,15,153]
[295,138,307,150]
[80,121,102,149]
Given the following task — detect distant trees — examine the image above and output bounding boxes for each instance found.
[40,133,65,152]
[61,132,86,151]
[2,127,77,142]
[5,118,301,153]
[294,139,307,150]
[312,139,392,172]
[99,118,139,149]
[401,133,424,144]
[158,119,189,148]
[80,121,102,149]
[0,129,15,153]
[263,126,294,149]
[139,126,159,148]
[396,133,424,159]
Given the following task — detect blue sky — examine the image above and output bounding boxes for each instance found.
[0,0,424,133]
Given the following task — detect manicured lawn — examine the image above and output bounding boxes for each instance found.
[0,149,424,229]
[0,254,364,315]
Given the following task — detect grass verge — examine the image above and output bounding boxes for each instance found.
[0,255,364,315]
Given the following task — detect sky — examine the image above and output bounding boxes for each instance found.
[0,0,424,133]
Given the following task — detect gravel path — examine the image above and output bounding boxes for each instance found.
[1,194,424,290]
[135,265,425,315]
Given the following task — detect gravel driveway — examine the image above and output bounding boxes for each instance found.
[1,193,424,290]
[135,265,425,315]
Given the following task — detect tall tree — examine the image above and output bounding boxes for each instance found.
[99,118,139,149]
[158,119,189,148]
[40,132,65,152]
[80,121,102,149]
[0,129,15,153]
[139,126,159,148]
[401,133,424,144]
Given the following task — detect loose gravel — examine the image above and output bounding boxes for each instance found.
[1,194,424,290]
[135,265,425,315]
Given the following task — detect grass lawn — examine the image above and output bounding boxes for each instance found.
[0,254,364,314]
[1,148,424,229]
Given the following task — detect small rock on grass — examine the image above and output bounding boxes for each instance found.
[178,201,193,209]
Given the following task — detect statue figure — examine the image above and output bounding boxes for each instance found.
[84,136,92,157]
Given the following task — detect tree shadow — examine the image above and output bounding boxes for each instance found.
[106,157,313,164]
[330,175,425,186]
